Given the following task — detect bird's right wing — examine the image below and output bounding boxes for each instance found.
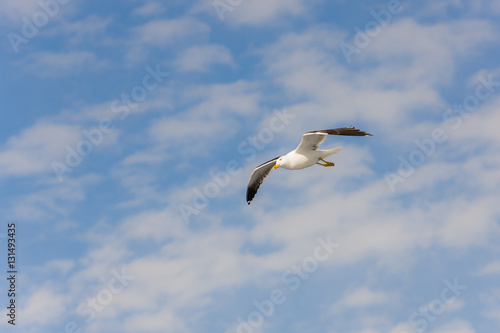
[308,127,373,136]
[295,126,372,154]
[246,156,279,205]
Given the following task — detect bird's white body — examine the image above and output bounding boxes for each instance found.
[279,147,342,170]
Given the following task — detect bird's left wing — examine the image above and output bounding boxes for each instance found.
[294,132,329,154]
[246,156,279,205]
[295,126,372,154]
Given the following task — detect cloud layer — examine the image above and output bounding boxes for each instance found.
[1,1,500,333]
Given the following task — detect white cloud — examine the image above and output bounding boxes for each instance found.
[0,0,41,20]
[431,319,475,333]
[258,26,438,136]
[126,18,210,63]
[389,322,418,333]
[390,317,474,333]
[45,15,113,45]
[0,122,81,176]
[117,207,188,242]
[174,44,235,72]
[182,80,261,117]
[123,308,187,332]
[150,114,226,143]
[257,19,497,142]
[131,1,165,16]
[446,94,500,146]
[230,0,308,25]
[365,19,496,83]
[416,0,462,17]
[247,157,499,262]
[225,322,265,333]
[130,18,208,46]
[111,145,180,208]
[492,0,500,14]
[416,298,466,318]
[195,0,310,25]
[437,196,500,248]
[72,83,174,123]
[60,218,269,332]
[480,289,500,321]
[37,259,76,274]
[446,299,466,312]
[21,287,66,325]
[478,261,500,276]
[418,0,500,17]
[331,287,389,312]
[121,151,167,166]
[10,174,100,222]
[121,230,257,306]
[20,51,106,77]
[148,80,261,155]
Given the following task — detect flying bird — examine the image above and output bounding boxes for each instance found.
[246,127,373,204]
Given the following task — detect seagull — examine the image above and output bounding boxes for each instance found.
[246,127,373,204]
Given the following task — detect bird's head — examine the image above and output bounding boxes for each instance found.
[274,156,286,169]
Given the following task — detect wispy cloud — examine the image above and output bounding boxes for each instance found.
[0,122,81,176]
[20,287,67,326]
[330,287,390,312]
[432,319,475,333]
[131,1,166,17]
[126,17,210,63]
[19,50,107,77]
[0,0,43,21]
[44,15,113,45]
[174,44,235,72]
[196,0,310,25]
[478,261,500,276]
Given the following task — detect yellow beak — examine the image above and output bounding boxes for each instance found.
[273,164,280,169]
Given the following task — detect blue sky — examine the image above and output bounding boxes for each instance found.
[1,0,500,332]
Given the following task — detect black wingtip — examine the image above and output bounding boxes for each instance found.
[350,126,373,136]
[246,191,254,205]
[310,127,373,137]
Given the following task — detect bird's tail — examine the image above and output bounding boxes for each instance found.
[323,147,342,158]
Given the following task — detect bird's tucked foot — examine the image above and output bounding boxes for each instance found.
[317,158,335,167]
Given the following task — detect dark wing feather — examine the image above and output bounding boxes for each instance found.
[307,126,373,136]
[246,156,280,205]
